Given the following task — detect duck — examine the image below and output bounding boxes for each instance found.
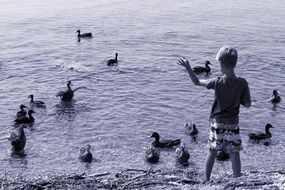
[175,143,190,165]
[185,122,199,141]
[16,105,27,118]
[28,94,46,107]
[145,147,160,163]
[8,125,26,153]
[248,123,274,140]
[56,81,83,102]
[76,29,92,38]
[270,90,281,103]
[193,60,211,74]
[79,144,93,162]
[216,151,230,161]
[107,53,118,66]
[150,132,181,148]
[56,81,73,101]
[14,110,35,124]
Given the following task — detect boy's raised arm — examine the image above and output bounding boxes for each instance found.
[178,57,208,87]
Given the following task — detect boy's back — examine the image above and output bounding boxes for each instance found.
[206,75,251,124]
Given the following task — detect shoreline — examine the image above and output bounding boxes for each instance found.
[1,168,284,189]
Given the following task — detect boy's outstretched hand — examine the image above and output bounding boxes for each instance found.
[178,57,191,69]
[178,57,203,86]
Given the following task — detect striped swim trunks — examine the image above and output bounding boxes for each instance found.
[208,122,243,152]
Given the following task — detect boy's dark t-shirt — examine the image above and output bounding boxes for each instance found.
[206,75,251,124]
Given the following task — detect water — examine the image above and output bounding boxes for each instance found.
[0,0,285,188]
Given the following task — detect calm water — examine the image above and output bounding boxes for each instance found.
[0,0,285,188]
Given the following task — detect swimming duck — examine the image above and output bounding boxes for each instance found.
[145,147,160,163]
[248,123,274,140]
[79,144,93,162]
[107,53,118,66]
[76,29,92,38]
[16,105,27,118]
[193,61,211,74]
[8,125,26,153]
[150,132,181,148]
[28,94,46,107]
[270,90,281,103]
[216,151,230,161]
[175,143,190,165]
[56,81,83,102]
[185,122,199,141]
[14,110,35,124]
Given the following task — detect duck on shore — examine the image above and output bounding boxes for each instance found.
[150,132,181,148]
[145,147,160,163]
[248,123,274,141]
[79,144,93,162]
[175,143,190,165]
[8,125,26,153]
[193,61,211,74]
[14,110,35,124]
[76,29,92,38]
[28,94,45,108]
[185,122,199,141]
[270,90,281,103]
[107,53,118,66]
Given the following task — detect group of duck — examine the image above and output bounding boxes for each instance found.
[145,90,281,164]
[145,123,198,165]
[145,122,229,164]
[7,81,93,162]
[7,30,122,163]
[8,80,281,165]
[7,29,282,164]
[13,81,77,125]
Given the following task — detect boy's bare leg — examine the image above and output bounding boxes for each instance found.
[205,149,217,181]
[229,152,241,177]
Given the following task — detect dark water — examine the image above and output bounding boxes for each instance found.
[0,0,285,189]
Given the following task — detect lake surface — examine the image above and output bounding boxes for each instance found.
[0,0,285,189]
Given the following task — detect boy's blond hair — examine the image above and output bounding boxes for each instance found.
[216,46,238,68]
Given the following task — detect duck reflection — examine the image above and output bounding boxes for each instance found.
[54,100,77,121]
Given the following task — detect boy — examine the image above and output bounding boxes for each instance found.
[178,46,251,181]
